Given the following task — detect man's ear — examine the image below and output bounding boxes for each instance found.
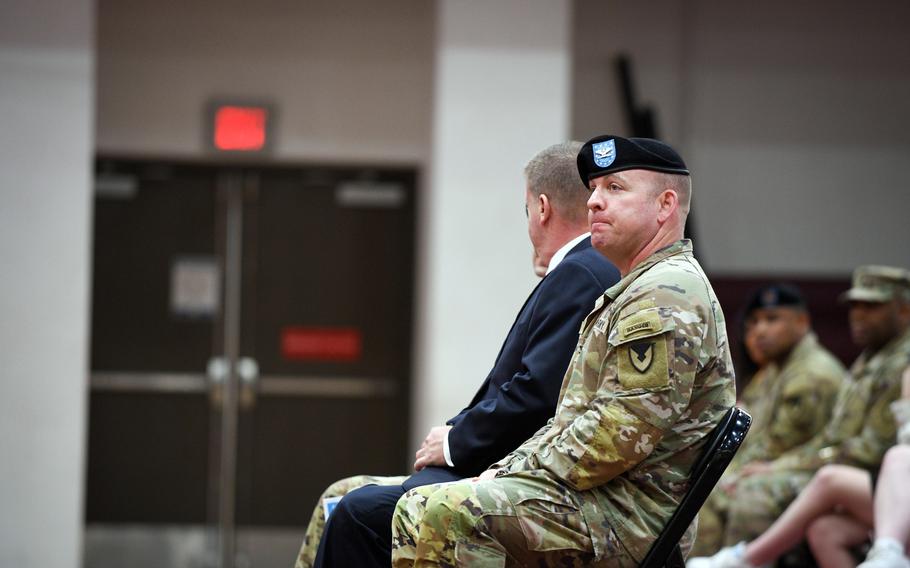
[538,193,551,225]
[656,189,679,223]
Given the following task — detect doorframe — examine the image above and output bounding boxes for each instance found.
[88,155,420,568]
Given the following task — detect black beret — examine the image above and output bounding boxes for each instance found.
[744,283,806,315]
[577,135,689,185]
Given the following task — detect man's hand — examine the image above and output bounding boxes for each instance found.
[414,425,452,471]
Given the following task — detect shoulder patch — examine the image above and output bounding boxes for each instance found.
[617,309,663,343]
[613,308,671,390]
[618,338,670,390]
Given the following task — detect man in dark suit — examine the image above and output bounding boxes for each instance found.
[295,141,620,568]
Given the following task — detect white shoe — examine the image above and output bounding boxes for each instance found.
[858,539,910,568]
[687,542,756,568]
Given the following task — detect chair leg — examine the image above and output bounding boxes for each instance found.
[664,545,686,568]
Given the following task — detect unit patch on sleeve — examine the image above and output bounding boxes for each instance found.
[618,337,669,390]
[613,308,672,390]
[629,341,654,372]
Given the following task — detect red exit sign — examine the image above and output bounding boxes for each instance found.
[207,100,274,153]
[281,327,362,362]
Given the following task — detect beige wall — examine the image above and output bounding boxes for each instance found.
[0,1,95,567]
[96,0,434,163]
[573,0,910,275]
[413,0,572,450]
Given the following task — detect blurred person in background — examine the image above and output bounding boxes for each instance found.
[692,283,848,556]
[689,367,910,568]
[689,266,910,568]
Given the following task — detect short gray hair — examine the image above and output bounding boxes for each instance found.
[524,141,588,224]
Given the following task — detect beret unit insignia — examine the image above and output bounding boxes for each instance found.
[592,140,616,168]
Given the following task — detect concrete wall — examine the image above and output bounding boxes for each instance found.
[573,0,910,275]
[0,1,95,567]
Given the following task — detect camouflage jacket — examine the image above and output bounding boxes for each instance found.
[494,239,735,562]
[731,333,848,468]
[738,366,768,419]
[770,327,910,473]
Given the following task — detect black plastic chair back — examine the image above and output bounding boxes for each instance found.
[639,406,752,568]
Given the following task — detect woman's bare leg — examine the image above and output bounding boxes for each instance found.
[807,513,871,568]
[743,465,873,566]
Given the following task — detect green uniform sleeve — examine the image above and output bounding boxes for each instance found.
[492,417,554,471]
[505,301,705,491]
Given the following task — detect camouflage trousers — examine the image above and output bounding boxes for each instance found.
[390,472,637,568]
[690,469,812,556]
[294,474,408,568]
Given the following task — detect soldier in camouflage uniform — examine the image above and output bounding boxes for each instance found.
[390,135,736,567]
[688,265,910,568]
[692,284,848,556]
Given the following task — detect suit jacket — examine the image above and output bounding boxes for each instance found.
[439,238,619,477]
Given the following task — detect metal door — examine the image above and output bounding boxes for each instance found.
[85,159,416,568]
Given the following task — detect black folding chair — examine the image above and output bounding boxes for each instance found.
[640,406,752,568]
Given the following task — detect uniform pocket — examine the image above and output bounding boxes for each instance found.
[513,492,593,553]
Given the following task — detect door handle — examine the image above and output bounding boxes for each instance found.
[237,357,259,410]
[207,356,230,408]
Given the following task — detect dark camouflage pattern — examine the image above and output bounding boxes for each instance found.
[392,472,638,567]
[391,240,735,566]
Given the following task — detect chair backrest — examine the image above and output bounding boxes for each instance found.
[639,406,752,568]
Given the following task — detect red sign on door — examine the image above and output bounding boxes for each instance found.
[281,327,362,362]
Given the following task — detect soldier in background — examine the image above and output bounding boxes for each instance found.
[688,265,910,568]
[390,135,735,567]
[691,283,848,556]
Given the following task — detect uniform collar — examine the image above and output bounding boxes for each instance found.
[603,239,693,301]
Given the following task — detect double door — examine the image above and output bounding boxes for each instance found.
[85,159,416,567]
